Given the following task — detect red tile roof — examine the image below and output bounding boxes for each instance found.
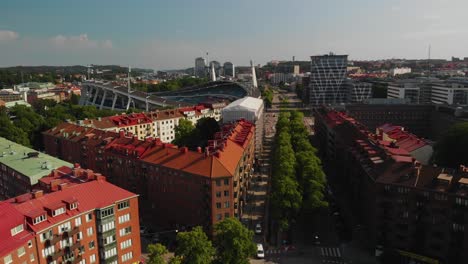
[5,180,137,233]
[377,124,429,153]
[0,203,34,256]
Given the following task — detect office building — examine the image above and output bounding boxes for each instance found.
[348,80,372,103]
[224,62,235,77]
[0,137,72,200]
[195,57,207,78]
[0,170,141,264]
[43,120,255,230]
[308,53,348,106]
[431,80,468,105]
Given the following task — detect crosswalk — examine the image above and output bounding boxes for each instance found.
[318,247,347,264]
[319,247,342,258]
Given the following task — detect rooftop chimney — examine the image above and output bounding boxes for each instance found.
[33,190,44,199]
[58,183,68,190]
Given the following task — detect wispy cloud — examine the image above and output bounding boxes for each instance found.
[50,34,112,49]
[0,30,19,42]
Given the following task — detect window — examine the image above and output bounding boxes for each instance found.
[90,254,96,263]
[104,247,117,259]
[120,239,132,249]
[86,213,93,222]
[77,232,83,241]
[58,222,71,234]
[33,214,46,225]
[69,202,77,210]
[28,240,32,248]
[103,235,116,245]
[99,221,115,232]
[224,190,229,197]
[75,217,82,227]
[118,213,131,224]
[3,255,12,264]
[216,214,222,221]
[119,226,132,236]
[41,246,55,258]
[224,201,230,208]
[224,179,229,185]
[53,207,66,217]
[87,227,94,236]
[89,241,95,249]
[17,246,25,257]
[30,253,35,262]
[99,207,114,218]
[118,200,130,210]
[122,252,133,262]
[40,230,52,242]
[224,212,230,218]
[216,180,221,186]
[216,192,221,198]
[216,203,221,209]
[10,224,24,236]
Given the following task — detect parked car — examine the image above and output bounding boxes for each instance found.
[255,223,262,234]
[257,243,265,259]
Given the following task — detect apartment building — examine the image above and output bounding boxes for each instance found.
[75,104,224,143]
[80,113,155,141]
[43,120,255,230]
[0,137,72,200]
[314,107,468,263]
[0,167,141,264]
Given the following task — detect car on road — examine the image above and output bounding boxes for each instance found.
[255,223,262,234]
[256,243,265,259]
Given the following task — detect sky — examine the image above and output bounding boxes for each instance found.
[1,0,468,70]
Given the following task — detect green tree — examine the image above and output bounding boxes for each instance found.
[172,119,196,147]
[168,256,183,264]
[196,117,220,143]
[434,122,468,167]
[147,243,168,264]
[175,226,215,264]
[213,218,256,264]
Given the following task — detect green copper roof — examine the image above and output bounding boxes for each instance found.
[0,137,72,185]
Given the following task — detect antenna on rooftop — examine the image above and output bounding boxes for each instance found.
[428,44,431,60]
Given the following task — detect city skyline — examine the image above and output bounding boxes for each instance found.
[1,0,468,70]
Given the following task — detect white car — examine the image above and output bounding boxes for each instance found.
[255,223,262,234]
[257,243,265,259]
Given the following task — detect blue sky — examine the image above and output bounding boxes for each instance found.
[1,0,467,70]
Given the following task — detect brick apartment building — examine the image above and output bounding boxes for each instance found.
[75,103,225,143]
[0,165,141,264]
[43,120,255,230]
[0,137,72,200]
[314,107,468,264]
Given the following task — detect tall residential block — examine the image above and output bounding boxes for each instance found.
[195,57,207,78]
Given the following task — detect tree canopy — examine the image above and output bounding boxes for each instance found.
[147,243,168,264]
[175,226,215,264]
[270,111,327,231]
[213,218,256,264]
[171,117,220,150]
[434,122,468,168]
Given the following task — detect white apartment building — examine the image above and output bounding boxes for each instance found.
[389,67,412,76]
